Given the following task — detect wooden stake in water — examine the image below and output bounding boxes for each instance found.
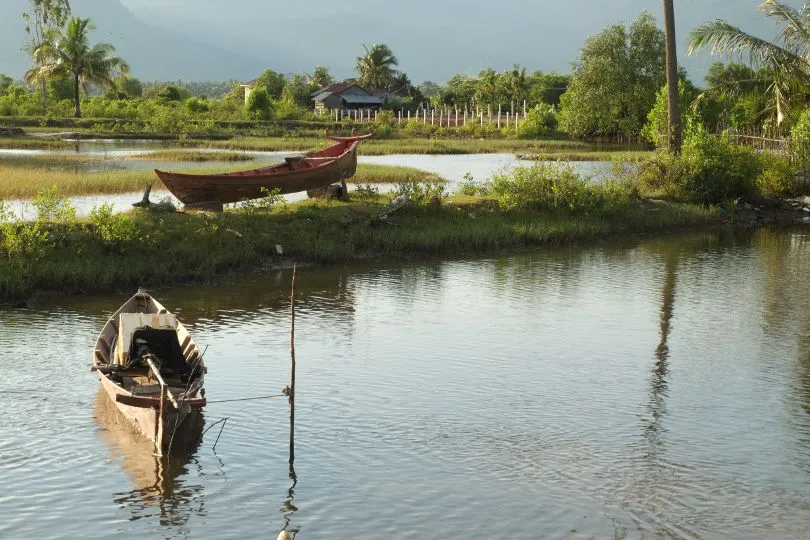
[289,265,297,465]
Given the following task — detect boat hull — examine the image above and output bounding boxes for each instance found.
[154,138,362,206]
[97,373,201,451]
[92,291,206,454]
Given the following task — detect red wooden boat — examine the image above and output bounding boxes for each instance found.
[154,132,372,209]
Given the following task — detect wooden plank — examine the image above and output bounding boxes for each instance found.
[116,393,206,408]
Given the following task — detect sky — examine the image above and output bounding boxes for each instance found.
[0,0,782,83]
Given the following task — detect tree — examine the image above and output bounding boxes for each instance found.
[527,71,570,107]
[476,68,502,110]
[688,0,810,127]
[28,17,128,117]
[255,69,286,100]
[22,0,71,108]
[309,66,334,90]
[503,64,528,112]
[245,87,273,120]
[355,43,399,91]
[559,12,666,139]
[0,74,13,95]
[663,0,682,153]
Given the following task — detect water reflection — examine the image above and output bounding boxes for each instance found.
[93,390,205,529]
[280,465,299,538]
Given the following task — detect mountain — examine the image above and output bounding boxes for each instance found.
[0,0,787,84]
[0,0,275,81]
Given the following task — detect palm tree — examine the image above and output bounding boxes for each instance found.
[355,43,399,91]
[688,0,810,126]
[504,64,527,114]
[29,17,128,118]
[663,0,681,153]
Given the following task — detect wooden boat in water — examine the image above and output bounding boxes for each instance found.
[154,132,373,209]
[92,290,206,455]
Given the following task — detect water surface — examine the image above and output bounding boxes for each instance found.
[1,227,809,538]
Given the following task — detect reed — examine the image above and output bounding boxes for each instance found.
[0,193,718,301]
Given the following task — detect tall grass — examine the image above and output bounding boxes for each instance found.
[0,189,718,301]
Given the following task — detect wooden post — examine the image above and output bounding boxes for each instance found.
[455,109,459,127]
[289,265,297,466]
[498,105,501,129]
[507,112,510,129]
[439,109,443,127]
[408,110,411,121]
[398,110,402,125]
[431,109,434,125]
[156,384,166,456]
[523,100,527,116]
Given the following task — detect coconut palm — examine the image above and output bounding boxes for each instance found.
[504,64,527,114]
[355,43,399,91]
[663,0,681,153]
[688,0,810,126]
[29,17,128,118]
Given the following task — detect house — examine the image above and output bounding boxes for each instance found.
[240,78,258,105]
[311,81,385,114]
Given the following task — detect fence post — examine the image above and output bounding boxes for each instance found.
[506,112,510,129]
[498,105,501,129]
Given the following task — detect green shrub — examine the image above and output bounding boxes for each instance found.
[185,97,210,114]
[394,177,448,208]
[757,153,795,199]
[457,172,489,196]
[404,119,439,136]
[88,204,141,253]
[245,88,273,120]
[680,131,760,204]
[791,108,810,165]
[372,123,394,139]
[489,162,637,213]
[32,186,76,224]
[517,104,558,139]
[0,201,52,267]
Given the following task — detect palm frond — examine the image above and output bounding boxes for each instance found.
[759,0,810,58]
[689,20,810,74]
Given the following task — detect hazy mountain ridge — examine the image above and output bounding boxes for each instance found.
[0,0,786,84]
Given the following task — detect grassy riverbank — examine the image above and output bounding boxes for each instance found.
[0,193,717,302]
[0,161,439,198]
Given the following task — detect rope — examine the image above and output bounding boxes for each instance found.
[206,393,286,404]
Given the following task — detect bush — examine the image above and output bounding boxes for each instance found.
[32,186,76,224]
[757,153,795,199]
[245,88,273,120]
[791,108,810,166]
[88,204,141,253]
[394,178,448,208]
[489,162,637,213]
[404,119,439,136]
[638,131,768,204]
[0,201,52,267]
[517,104,558,139]
[372,123,394,139]
[456,172,489,196]
[185,97,210,114]
[680,131,760,204]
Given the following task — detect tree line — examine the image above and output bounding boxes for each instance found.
[4,0,810,148]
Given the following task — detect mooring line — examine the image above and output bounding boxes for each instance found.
[206,393,286,404]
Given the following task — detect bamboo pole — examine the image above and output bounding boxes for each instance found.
[288,265,297,466]
[156,384,166,455]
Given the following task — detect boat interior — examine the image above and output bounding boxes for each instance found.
[95,294,204,399]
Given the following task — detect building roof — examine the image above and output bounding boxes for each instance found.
[310,80,368,97]
[312,91,334,102]
[341,95,385,105]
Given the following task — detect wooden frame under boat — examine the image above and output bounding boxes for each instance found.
[154,133,373,208]
[92,290,206,455]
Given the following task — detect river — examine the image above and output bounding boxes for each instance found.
[1,226,809,538]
